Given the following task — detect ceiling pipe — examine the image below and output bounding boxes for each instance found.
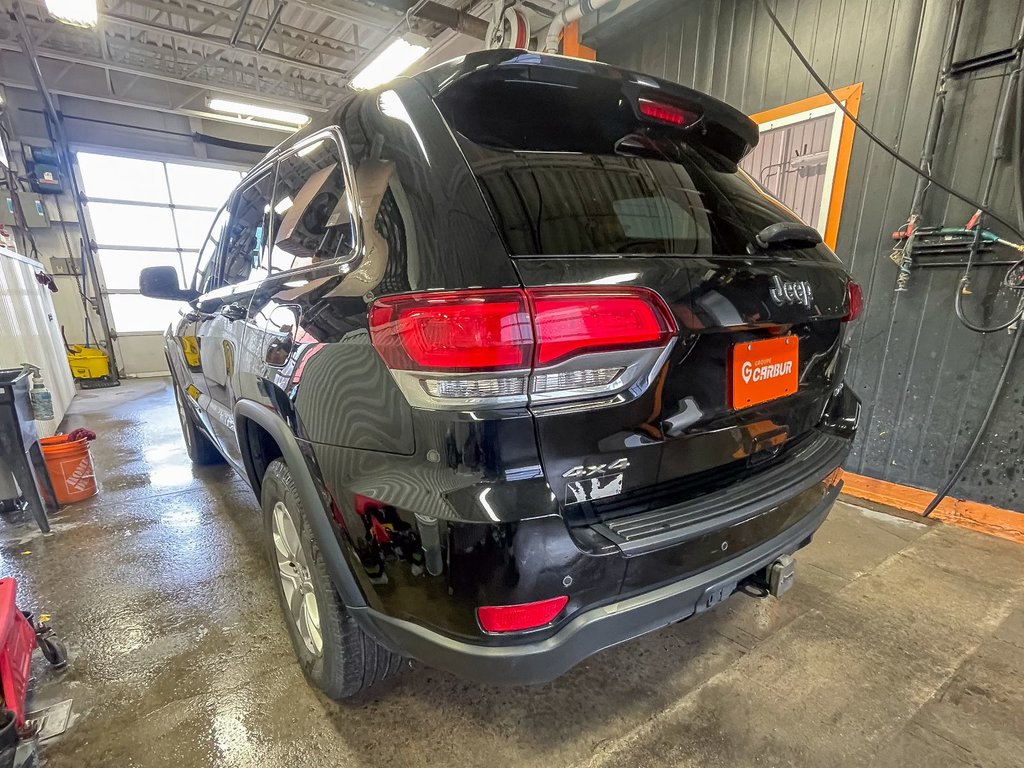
[256,0,287,51]
[228,0,255,45]
[542,0,611,53]
[412,1,489,40]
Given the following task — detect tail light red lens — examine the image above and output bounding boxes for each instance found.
[368,290,532,372]
[369,286,678,408]
[477,595,569,633]
[843,280,864,322]
[637,98,699,127]
[529,288,677,366]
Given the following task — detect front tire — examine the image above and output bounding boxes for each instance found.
[260,458,403,699]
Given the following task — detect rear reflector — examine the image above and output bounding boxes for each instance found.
[843,280,864,322]
[477,595,569,633]
[638,98,698,127]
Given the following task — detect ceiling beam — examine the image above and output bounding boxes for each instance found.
[287,0,402,31]
[103,0,374,54]
[103,12,351,77]
[10,11,346,98]
[0,42,341,111]
[2,75,302,133]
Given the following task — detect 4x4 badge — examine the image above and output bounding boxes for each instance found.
[769,274,814,308]
[562,458,630,478]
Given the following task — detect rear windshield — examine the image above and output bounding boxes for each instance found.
[435,76,808,258]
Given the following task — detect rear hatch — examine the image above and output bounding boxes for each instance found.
[428,53,853,528]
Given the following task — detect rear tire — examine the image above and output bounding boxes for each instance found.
[260,458,403,699]
[172,381,222,465]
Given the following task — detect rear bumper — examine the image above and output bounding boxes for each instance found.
[352,481,840,685]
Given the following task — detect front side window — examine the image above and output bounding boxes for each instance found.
[195,205,231,294]
[221,172,275,286]
[269,136,356,273]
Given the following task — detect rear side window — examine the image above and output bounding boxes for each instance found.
[269,136,356,273]
[435,75,809,258]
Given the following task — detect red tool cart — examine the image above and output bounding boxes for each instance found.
[0,578,67,766]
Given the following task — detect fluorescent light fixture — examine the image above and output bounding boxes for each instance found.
[207,99,309,126]
[349,35,430,91]
[44,0,97,27]
[274,196,294,215]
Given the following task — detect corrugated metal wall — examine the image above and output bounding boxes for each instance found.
[596,0,1024,510]
[740,112,835,230]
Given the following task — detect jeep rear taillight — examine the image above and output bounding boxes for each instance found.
[368,290,532,371]
[368,287,678,409]
[529,288,676,365]
[843,280,864,323]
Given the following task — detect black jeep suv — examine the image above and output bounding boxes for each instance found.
[141,50,861,698]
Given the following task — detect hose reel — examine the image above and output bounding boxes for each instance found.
[486,2,530,49]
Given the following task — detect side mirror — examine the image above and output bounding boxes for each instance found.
[139,266,199,302]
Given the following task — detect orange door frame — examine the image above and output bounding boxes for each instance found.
[748,84,863,250]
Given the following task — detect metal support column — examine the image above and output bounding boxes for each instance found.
[11,1,119,383]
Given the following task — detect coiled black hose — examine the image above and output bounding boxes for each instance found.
[922,320,1024,516]
[924,62,1024,516]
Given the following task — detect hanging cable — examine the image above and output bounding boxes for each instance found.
[925,25,1024,513]
[756,0,1024,243]
[765,0,1024,331]
[922,318,1024,516]
[1016,49,1024,229]
[757,0,1024,513]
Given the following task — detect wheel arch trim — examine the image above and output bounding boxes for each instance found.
[233,398,368,609]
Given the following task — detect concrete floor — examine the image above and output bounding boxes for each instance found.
[2,379,1023,768]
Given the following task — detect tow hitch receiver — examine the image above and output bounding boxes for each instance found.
[767,554,796,597]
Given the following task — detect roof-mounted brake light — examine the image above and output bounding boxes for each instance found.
[637,98,699,127]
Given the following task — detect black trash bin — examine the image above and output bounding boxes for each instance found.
[0,370,54,533]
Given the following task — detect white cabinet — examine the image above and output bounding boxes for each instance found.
[0,246,76,436]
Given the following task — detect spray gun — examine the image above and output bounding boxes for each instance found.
[21,363,54,421]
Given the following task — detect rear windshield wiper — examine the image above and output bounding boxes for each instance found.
[754,222,823,250]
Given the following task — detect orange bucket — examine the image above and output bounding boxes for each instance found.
[40,435,98,504]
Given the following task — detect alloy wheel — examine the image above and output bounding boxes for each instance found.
[272,500,323,656]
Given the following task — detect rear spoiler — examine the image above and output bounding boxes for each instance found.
[415,50,759,164]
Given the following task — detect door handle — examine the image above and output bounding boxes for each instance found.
[219,302,247,321]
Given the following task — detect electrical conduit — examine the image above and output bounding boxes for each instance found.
[543,0,614,54]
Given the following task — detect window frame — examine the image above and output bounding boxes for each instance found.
[192,128,363,301]
[268,128,362,275]
[192,201,233,295]
[215,169,277,291]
